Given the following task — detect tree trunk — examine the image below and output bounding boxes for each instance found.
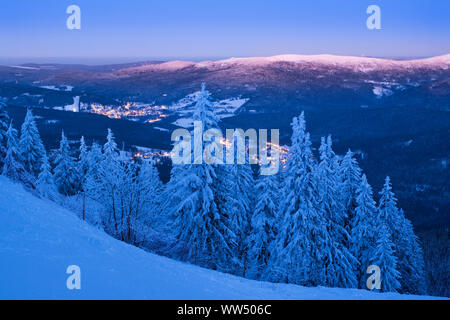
[120,196,125,241]
[82,191,86,221]
[112,191,118,236]
[126,214,131,243]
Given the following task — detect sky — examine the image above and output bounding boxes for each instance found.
[0,0,449,64]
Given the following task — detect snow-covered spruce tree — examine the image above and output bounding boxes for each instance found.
[378,177,402,233]
[207,163,241,274]
[19,109,45,177]
[78,136,89,186]
[0,100,9,169]
[2,122,20,181]
[399,211,427,294]
[83,142,103,195]
[227,163,255,276]
[103,128,119,159]
[378,176,426,294]
[85,142,103,183]
[128,158,162,245]
[83,141,103,212]
[77,136,90,219]
[315,136,357,288]
[350,174,380,289]
[36,150,57,200]
[339,149,362,229]
[2,122,33,186]
[167,159,216,266]
[168,83,236,271]
[85,129,123,236]
[135,158,162,222]
[370,226,401,292]
[212,128,255,275]
[53,131,79,196]
[269,113,326,286]
[115,161,135,241]
[246,170,279,280]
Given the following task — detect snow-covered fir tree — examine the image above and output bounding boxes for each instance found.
[398,211,427,294]
[228,163,255,276]
[76,136,90,219]
[0,100,9,169]
[339,149,362,228]
[211,128,255,275]
[269,113,327,286]
[350,174,380,289]
[85,142,103,182]
[134,158,162,221]
[378,176,426,294]
[83,141,103,212]
[77,136,89,192]
[129,158,162,242]
[53,131,79,196]
[168,83,236,271]
[88,129,123,236]
[316,136,357,288]
[378,177,402,232]
[84,140,109,195]
[36,151,57,200]
[370,226,401,292]
[192,82,219,129]
[2,122,27,183]
[19,109,45,177]
[116,161,137,241]
[103,128,120,159]
[246,170,279,280]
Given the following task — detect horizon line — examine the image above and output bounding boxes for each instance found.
[1,53,448,66]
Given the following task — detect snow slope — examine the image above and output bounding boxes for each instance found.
[0,177,445,300]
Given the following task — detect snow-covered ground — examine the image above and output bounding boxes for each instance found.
[372,86,394,98]
[39,85,74,92]
[0,177,445,300]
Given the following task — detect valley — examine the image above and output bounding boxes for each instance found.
[1,54,449,232]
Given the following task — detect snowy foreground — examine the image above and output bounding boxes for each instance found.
[0,177,445,300]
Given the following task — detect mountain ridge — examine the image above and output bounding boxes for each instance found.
[4,53,450,71]
[113,53,450,73]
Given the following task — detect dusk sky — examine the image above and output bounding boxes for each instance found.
[0,0,449,64]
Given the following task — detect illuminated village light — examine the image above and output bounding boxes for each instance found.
[89,102,168,122]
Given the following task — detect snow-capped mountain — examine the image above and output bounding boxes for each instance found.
[116,54,450,72]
